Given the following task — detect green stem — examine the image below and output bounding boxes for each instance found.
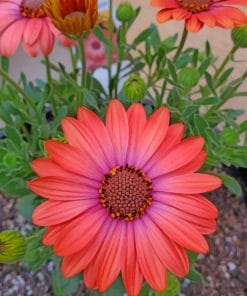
[114,22,126,97]
[214,45,238,80]
[107,0,114,98]
[78,36,87,106]
[44,56,57,115]
[69,47,77,77]
[44,56,52,84]
[173,26,188,62]
[0,66,42,122]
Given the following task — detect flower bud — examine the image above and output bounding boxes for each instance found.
[178,67,200,90]
[122,75,147,102]
[116,2,135,22]
[0,230,26,264]
[231,25,247,48]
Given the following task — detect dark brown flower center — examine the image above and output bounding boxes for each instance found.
[99,165,152,221]
[19,0,46,18]
[177,0,212,13]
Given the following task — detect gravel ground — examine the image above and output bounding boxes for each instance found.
[0,187,246,296]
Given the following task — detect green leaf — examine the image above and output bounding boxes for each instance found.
[221,128,239,146]
[205,72,217,96]
[139,283,150,296]
[3,152,19,168]
[187,250,198,264]
[198,57,211,75]
[133,27,153,46]
[52,268,81,296]
[218,173,243,196]
[195,97,221,106]
[215,68,234,88]
[93,26,111,47]
[154,273,180,296]
[240,120,247,132]
[186,268,203,283]
[102,277,125,296]
[167,59,178,82]
[194,114,209,138]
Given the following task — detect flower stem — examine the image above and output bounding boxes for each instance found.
[107,0,114,98]
[173,26,188,62]
[214,45,238,80]
[114,22,126,97]
[44,56,52,84]
[0,66,42,122]
[78,36,87,106]
[44,56,57,115]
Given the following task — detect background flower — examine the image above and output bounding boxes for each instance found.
[85,31,118,71]
[44,0,98,36]
[152,0,247,32]
[0,0,73,57]
[28,100,221,296]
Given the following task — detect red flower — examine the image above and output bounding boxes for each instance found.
[28,100,221,296]
[152,0,247,32]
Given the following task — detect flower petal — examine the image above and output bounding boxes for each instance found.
[61,218,112,277]
[153,173,222,194]
[77,106,116,168]
[134,219,167,291]
[144,123,184,172]
[126,103,147,165]
[156,9,173,23]
[106,100,129,165]
[154,192,218,219]
[44,140,102,180]
[134,107,170,168]
[148,137,204,178]
[33,199,97,226]
[142,216,189,277]
[31,158,99,186]
[186,15,203,32]
[54,208,106,256]
[122,223,143,296]
[28,176,98,200]
[150,206,209,253]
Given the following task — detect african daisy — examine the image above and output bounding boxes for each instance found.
[28,100,221,296]
[151,0,247,32]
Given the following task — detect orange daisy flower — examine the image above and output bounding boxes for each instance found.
[28,100,221,296]
[44,0,98,36]
[151,0,247,32]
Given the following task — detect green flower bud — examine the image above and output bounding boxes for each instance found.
[178,67,200,90]
[122,75,147,102]
[116,2,135,22]
[0,230,26,264]
[231,25,247,48]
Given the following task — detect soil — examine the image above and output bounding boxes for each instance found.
[0,187,246,296]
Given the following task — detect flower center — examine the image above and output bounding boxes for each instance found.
[19,0,46,18]
[91,40,101,50]
[177,0,212,13]
[99,165,152,221]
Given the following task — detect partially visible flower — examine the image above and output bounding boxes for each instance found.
[0,0,73,57]
[232,24,247,48]
[122,75,147,102]
[0,230,26,264]
[28,100,221,296]
[44,0,98,37]
[151,0,247,32]
[85,31,118,72]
